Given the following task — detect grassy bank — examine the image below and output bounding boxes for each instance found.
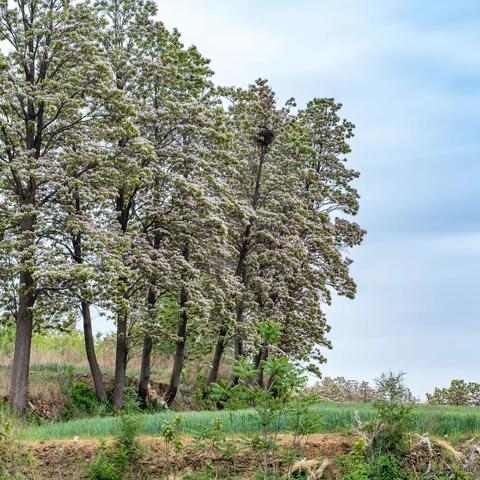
[19,402,480,441]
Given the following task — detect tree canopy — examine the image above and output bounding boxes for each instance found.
[0,0,364,413]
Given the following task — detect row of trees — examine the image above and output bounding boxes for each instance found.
[427,380,480,406]
[312,376,417,404]
[0,0,364,414]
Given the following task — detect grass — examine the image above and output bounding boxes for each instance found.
[18,402,480,442]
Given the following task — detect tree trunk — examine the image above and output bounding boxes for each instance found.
[206,325,227,388]
[9,269,35,415]
[10,209,36,415]
[164,286,188,406]
[138,335,153,408]
[232,299,245,385]
[112,313,128,410]
[72,208,107,402]
[256,345,269,389]
[81,301,107,401]
[138,230,160,408]
[231,140,270,387]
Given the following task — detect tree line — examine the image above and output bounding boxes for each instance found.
[427,380,480,406]
[0,0,364,414]
[311,376,417,404]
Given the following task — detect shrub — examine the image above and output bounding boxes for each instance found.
[115,414,143,462]
[161,415,184,478]
[357,372,412,459]
[122,385,142,415]
[87,415,143,480]
[368,453,405,480]
[337,441,406,480]
[189,417,239,478]
[87,443,123,480]
[61,382,112,420]
[209,321,309,480]
[0,411,34,479]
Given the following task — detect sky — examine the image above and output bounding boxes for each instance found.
[151,0,480,398]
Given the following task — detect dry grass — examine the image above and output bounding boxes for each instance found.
[0,330,233,405]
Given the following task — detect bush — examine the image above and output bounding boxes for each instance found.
[87,415,143,480]
[87,444,124,480]
[368,454,405,480]
[337,441,405,480]
[61,382,112,420]
[0,411,34,479]
[122,385,142,414]
[338,373,413,480]
[357,372,412,458]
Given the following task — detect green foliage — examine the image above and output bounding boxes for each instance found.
[87,443,124,480]
[116,415,143,461]
[287,393,320,446]
[336,440,372,480]
[364,372,412,457]
[427,379,480,406]
[208,323,310,480]
[0,411,33,479]
[121,385,142,415]
[334,373,473,480]
[161,415,184,478]
[87,415,142,480]
[0,324,14,355]
[189,417,239,477]
[337,441,405,480]
[61,382,112,421]
[182,473,216,480]
[368,454,404,480]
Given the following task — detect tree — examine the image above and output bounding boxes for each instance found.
[205,80,288,386]
[41,140,121,401]
[129,16,230,407]
[427,379,474,406]
[1,2,366,413]
[94,0,160,410]
[0,0,120,413]
[205,88,365,387]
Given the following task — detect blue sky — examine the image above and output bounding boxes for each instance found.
[152,0,480,398]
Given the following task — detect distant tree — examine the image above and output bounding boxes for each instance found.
[427,379,476,406]
[447,380,470,406]
[312,374,416,404]
[468,382,480,406]
[426,387,448,405]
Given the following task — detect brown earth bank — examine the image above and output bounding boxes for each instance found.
[7,374,186,421]
[22,433,355,479]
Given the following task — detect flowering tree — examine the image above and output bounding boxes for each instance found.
[0,0,122,413]
[0,0,365,413]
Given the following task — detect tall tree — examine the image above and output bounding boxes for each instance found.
[205,80,296,386]
[206,88,365,386]
[95,0,158,410]
[0,0,119,413]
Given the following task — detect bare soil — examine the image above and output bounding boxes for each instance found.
[23,433,356,479]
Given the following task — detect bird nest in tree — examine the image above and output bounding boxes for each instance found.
[255,127,275,147]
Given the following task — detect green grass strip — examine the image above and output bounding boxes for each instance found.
[18,402,480,442]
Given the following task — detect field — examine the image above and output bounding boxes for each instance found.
[19,401,480,442]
